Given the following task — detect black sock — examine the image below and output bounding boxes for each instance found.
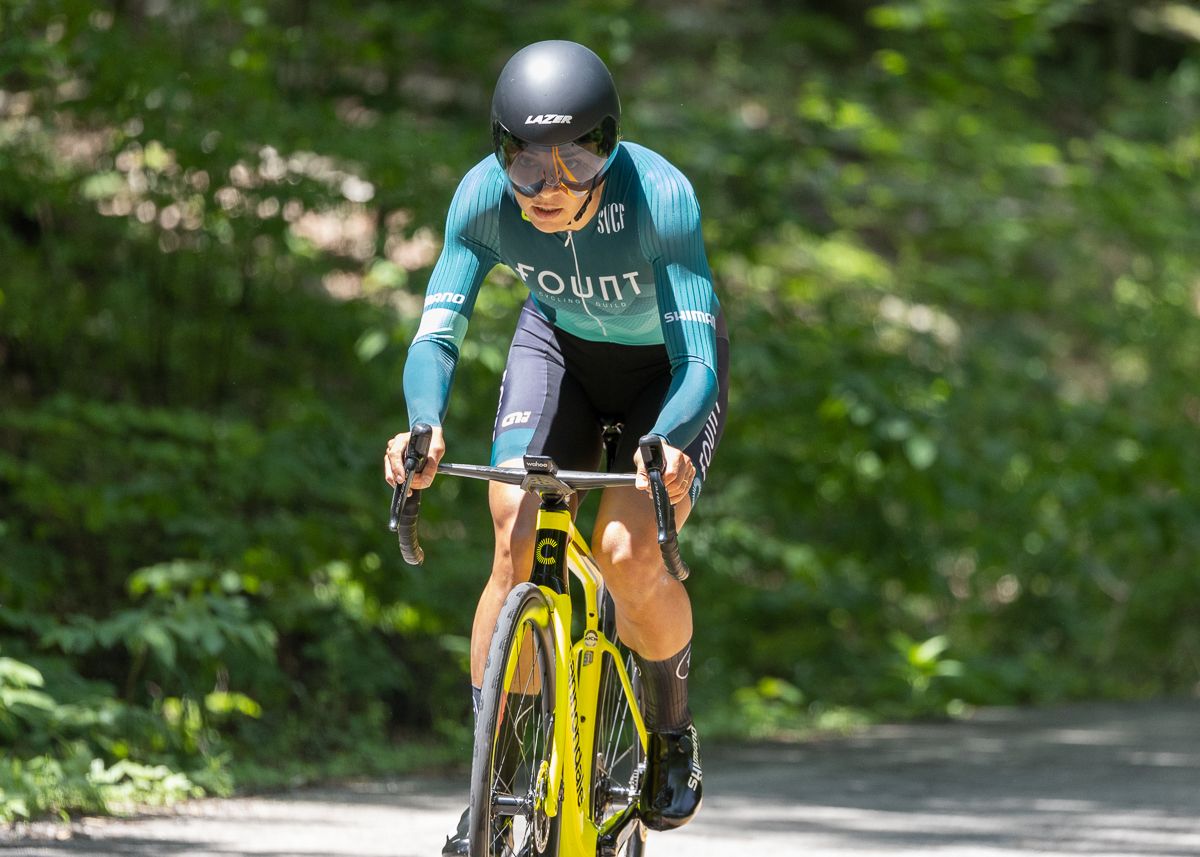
[633,642,692,733]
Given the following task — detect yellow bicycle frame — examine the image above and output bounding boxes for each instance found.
[511,505,648,857]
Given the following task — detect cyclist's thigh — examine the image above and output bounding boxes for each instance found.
[594,478,691,559]
[491,300,604,471]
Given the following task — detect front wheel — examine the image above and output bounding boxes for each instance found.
[469,583,561,857]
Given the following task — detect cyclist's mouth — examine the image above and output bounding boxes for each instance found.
[531,205,563,220]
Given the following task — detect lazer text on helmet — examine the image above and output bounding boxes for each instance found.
[525,114,573,125]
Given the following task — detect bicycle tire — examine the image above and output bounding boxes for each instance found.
[469,583,561,857]
[591,589,648,857]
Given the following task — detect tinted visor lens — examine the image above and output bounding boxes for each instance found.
[496,120,617,196]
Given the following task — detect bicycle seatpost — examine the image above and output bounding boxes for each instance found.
[638,434,691,581]
[389,423,432,565]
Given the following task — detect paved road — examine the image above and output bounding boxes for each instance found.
[3,700,1198,856]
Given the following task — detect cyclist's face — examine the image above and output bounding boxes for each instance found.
[514,179,605,233]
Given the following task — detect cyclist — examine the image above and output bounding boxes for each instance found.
[384,39,729,855]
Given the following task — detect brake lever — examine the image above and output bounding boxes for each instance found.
[638,434,690,581]
[389,423,432,565]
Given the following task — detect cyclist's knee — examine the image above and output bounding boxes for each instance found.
[593,517,662,596]
[594,522,646,568]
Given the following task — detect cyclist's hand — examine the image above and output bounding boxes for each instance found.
[634,441,695,505]
[384,426,445,492]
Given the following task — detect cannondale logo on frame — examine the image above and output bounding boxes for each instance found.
[535,537,559,565]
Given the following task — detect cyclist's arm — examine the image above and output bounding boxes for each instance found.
[402,160,503,428]
[639,158,721,450]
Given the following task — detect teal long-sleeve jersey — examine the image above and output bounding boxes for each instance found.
[403,142,722,448]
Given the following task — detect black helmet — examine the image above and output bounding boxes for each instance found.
[491,40,621,196]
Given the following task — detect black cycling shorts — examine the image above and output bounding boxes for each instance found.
[491,300,729,503]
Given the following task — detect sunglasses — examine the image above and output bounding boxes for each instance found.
[494,119,618,196]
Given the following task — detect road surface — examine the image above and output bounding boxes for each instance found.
[3,700,1198,856]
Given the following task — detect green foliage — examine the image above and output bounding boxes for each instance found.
[0,646,212,821]
[2,0,1199,820]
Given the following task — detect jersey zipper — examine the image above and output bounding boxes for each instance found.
[564,230,608,337]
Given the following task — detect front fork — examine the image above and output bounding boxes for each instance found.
[535,506,649,856]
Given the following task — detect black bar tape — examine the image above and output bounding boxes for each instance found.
[391,423,433,566]
[638,434,691,582]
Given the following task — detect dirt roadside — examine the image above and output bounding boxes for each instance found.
[3,699,1198,856]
